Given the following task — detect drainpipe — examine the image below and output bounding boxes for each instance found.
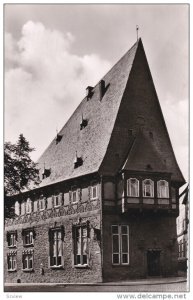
[100,174,104,282]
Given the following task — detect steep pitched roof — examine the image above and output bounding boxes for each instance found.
[37,38,185,188]
[122,130,170,173]
[37,40,139,187]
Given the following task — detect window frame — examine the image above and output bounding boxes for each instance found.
[7,231,17,248]
[7,254,17,271]
[39,196,45,211]
[143,179,154,198]
[157,180,169,198]
[71,187,78,204]
[91,184,98,200]
[73,225,89,267]
[22,229,34,247]
[26,198,32,214]
[22,253,34,271]
[54,194,60,207]
[111,225,129,266]
[49,227,64,268]
[127,178,139,197]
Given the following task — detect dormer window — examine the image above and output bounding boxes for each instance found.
[127,178,139,197]
[157,180,169,198]
[86,86,94,100]
[74,152,83,168]
[42,164,51,179]
[143,179,154,197]
[80,114,88,130]
[56,133,63,144]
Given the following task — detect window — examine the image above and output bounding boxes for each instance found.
[7,232,17,247]
[39,196,45,210]
[49,229,63,267]
[22,252,33,270]
[91,184,98,200]
[143,179,154,197]
[15,201,20,216]
[54,194,60,207]
[7,253,17,271]
[23,229,34,246]
[26,198,32,214]
[73,226,88,266]
[127,178,139,197]
[112,225,129,265]
[71,187,78,203]
[157,180,169,198]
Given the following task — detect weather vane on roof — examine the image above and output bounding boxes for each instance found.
[136,25,139,42]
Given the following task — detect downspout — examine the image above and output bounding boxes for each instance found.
[100,174,104,282]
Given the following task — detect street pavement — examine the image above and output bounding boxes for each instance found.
[4,277,188,293]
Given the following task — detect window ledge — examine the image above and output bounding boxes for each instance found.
[8,269,17,272]
[74,264,89,269]
[112,264,130,267]
[8,245,17,249]
[22,268,34,272]
[54,205,61,208]
[23,244,34,247]
[50,265,64,270]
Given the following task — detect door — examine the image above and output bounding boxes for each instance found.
[147,250,161,276]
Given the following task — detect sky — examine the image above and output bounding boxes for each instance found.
[4,4,189,182]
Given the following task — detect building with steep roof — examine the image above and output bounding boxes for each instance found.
[4,38,185,283]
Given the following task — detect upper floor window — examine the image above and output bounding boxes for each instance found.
[7,231,17,247]
[54,193,62,207]
[26,198,32,214]
[39,196,45,210]
[23,229,34,246]
[7,253,17,271]
[49,228,64,267]
[157,180,169,198]
[73,225,89,266]
[71,187,78,203]
[91,184,98,200]
[127,178,139,197]
[143,179,154,197]
[15,201,20,216]
[112,225,129,265]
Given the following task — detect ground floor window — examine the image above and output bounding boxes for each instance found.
[112,225,129,265]
[22,253,33,270]
[73,225,88,266]
[7,254,17,271]
[49,228,63,267]
[178,238,187,259]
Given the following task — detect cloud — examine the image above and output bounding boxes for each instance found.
[5,21,111,160]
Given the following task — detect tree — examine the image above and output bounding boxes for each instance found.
[4,134,40,196]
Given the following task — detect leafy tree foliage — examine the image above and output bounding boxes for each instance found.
[4,134,40,196]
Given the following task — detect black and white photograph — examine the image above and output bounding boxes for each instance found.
[3,2,189,296]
